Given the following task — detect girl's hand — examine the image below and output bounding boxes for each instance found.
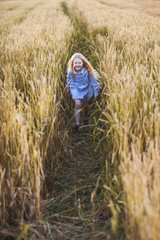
[67,88,71,97]
[93,97,97,102]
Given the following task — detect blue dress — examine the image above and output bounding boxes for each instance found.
[66,67,99,101]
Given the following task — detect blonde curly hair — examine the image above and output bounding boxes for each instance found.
[68,53,100,80]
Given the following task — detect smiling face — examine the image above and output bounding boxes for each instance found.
[73,57,83,72]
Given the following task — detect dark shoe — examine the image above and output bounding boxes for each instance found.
[73,124,80,132]
[83,119,89,125]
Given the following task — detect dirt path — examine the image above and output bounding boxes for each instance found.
[40,112,111,239]
[38,3,112,239]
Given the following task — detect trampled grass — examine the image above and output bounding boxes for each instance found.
[1,0,160,239]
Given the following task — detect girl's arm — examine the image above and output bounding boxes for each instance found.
[89,75,99,99]
[66,70,71,88]
[66,69,71,97]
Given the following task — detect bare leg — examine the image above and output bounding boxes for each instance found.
[83,101,89,121]
[74,99,81,124]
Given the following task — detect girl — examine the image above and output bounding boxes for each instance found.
[66,53,99,131]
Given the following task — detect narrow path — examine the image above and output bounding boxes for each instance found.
[40,3,112,239]
[41,120,111,240]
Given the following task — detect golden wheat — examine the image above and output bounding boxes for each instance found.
[71,1,160,239]
[1,0,160,239]
[0,0,72,224]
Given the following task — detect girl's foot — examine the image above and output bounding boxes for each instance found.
[83,119,89,125]
[73,123,80,132]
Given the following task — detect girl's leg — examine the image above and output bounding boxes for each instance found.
[83,101,89,121]
[74,99,81,124]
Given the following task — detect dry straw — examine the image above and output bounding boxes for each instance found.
[0,0,72,225]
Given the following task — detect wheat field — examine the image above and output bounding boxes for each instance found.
[0,0,160,239]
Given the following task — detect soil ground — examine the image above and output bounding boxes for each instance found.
[40,104,112,240]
